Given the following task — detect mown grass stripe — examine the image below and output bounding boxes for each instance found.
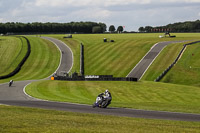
[0,36,60,83]
[0,37,24,76]
[87,41,125,75]
[26,80,200,114]
[92,41,127,75]
[14,37,42,80]
[161,42,200,86]
[30,38,49,79]
[1,105,200,133]
[3,37,23,72]
[86,42,114,64]
[0,36,31,79]
[106,40,142,76]
[85,45,109,69]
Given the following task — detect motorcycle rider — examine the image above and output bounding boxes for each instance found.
[9,80,13,87]
[93,89,112,108]
[103,89,112,106]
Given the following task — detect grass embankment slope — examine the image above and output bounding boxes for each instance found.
[49,33,186,77]
[1,105,199,133]
[50,33,200,77]
[0,36,60,83]
[142,33,200,87]
[0,36,27,77]
[162,42,200,86]
[142,41,185,81]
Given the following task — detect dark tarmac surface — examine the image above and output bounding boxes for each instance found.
[0,100,200,122]
[0,38,200,122]
[41,37,73,76]
[127,41,186,80]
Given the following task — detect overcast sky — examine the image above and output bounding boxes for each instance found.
[0,0,200,31]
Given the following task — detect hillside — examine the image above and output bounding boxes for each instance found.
[161,42,200,87]
[0,36,60,83]
[50,33,200,79]
[0,36,27,77]
[142,33,200,87]
[50,33,191,77]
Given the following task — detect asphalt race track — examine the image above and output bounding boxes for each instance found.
[41,37,73,76]
[127,41,186,80]
[0,38,200,122]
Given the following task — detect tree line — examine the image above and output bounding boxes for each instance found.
[108,25,124,33]
[138,20,200,32]
[0,22,107,34]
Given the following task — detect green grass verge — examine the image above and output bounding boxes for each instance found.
[161,42,200,87]
[0,36,27,76]
[26,80,200,114]
[0,105,199,133]
[142,42,186,81]
[0,36,60,83]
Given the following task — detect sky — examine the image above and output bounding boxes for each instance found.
[0,0,200,31]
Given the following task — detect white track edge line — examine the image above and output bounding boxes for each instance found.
[22,36,75,102]
[41,37,63,78]
[139,45,167,80]
[126,43,159,77]
[56,38,74,73]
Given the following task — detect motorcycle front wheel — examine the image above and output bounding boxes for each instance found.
[92,103,96,108]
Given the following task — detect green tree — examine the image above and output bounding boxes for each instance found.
[144,26,152,32]
[109,25,115,33]
[92,26,102,33]
[99,22,107,33]
[117,26,123,33]
[138,27,145,32]
[0,22,107,33]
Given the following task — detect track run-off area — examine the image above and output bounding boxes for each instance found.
[0,37,200,122]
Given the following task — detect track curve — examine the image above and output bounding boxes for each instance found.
[0,38,200,122]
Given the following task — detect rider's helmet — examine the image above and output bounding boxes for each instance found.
[105,89,109,93]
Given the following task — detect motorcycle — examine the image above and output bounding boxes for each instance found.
[92,93,111,108]
[9,80,13,87]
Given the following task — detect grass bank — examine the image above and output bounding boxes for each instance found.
[141,33,200,82]
[142,40,200,87]
[0,105,199,133]
[142,42,186,81]
[26,80,200,114]
[0,36,60,83]
[0,36,27,77]
[48,33,200,77]
[47,33,174,77]
[161,42,200,87]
